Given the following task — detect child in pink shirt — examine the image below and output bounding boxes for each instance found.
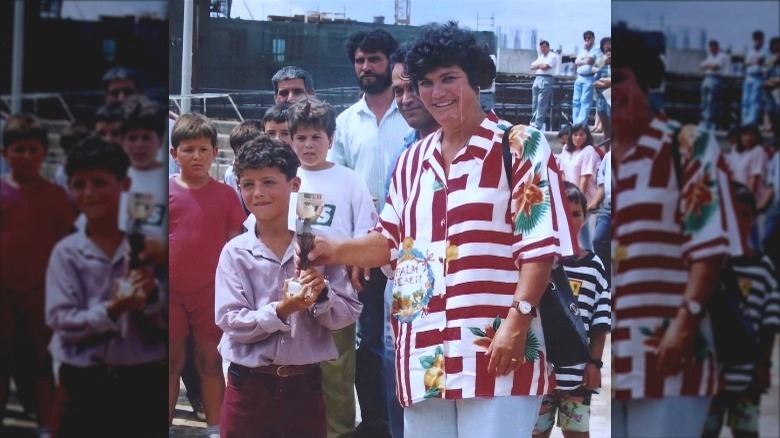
[168,113,246,438]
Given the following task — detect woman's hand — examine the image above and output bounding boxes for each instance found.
[655,308,699,376]
[486,312,532,376]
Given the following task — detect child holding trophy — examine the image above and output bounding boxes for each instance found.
[45,138,167,437]
[214,136,362,437]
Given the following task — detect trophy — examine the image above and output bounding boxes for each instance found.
[288,192,325,299]
[117,192,154,297]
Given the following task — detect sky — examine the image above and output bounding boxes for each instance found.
[61,1,168,20]
[229,0,612,54]
[613,1,780,55]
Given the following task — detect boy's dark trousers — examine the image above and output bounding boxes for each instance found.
[220,363,326,438]
[53,361,167,438]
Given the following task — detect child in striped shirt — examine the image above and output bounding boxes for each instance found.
[533,182,611,438]
[702,182,780,438]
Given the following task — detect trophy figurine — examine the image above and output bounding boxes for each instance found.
[288,192,325,299]
[117,192,154,297]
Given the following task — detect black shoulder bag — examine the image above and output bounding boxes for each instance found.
[669,126,760,366]
[502,126,592,367]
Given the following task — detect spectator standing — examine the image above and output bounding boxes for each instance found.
[572,31,599,125]
[530,40,559,131]
[743,31,768,126]
[700,40,730,130]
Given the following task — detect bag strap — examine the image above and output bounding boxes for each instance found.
[502,125,513,191]
[670,126,683,191]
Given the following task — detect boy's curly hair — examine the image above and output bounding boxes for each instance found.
[65,135,130,181]
[406,21,495,91]
[287,98,337,137]
[233,135,300,181]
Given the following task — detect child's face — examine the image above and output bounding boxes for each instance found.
[568,199,586,232]
[558,134,569,147]
[122,128,162,170]
[238,167,300,223]
[171,137,216,179]
[740,131,756,149]
[264,121,292,146]
[292,126,332,171]
[95,121,122,145]
[735,201,756,242]
[69,169,128,222]
[571,130,587,149]
[2,139,46,180]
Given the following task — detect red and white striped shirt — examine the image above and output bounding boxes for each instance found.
[612,115,743,400]
[376,111,577,407]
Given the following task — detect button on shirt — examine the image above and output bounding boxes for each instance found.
[45,229,167,367]
[329,96,410,212]
[376,112,577,407]
[533,52,559,76]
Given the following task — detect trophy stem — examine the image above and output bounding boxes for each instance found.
[298,230,314,271]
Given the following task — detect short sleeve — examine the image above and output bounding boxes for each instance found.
[506,125,577,264]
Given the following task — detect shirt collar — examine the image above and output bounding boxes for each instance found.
[73,226,126,265]
[356,94,400,119]
[421,110,502,171]
[233,226,296,263]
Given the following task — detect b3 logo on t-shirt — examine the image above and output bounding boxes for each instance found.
[142,204,166,227]
[313,204,335,227]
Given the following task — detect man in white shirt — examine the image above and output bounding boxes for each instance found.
[328,28,410,438]
[700,40,730,130]
[572,30,600,125]
[530,40,558,130]
[742,30,768,126]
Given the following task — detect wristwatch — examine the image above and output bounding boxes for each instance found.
[587,359,604,369]
[511,300,537,317]
[682,299,703,316]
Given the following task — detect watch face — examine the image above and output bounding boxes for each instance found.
[687,300,702,315]
[520,301,532,314]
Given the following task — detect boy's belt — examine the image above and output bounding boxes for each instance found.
[233,362,318,377]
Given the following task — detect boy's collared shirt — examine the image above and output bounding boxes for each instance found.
[215,228,362,368]
[45,227,167,367]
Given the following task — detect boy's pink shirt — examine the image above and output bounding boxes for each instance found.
[1,177,76,292]
[168,177,246,293]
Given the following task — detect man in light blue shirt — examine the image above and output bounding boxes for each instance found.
[572,30,600,125]
[742,30,768,126]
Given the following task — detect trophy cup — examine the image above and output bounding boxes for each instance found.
[117,192,154,297]
[288,192,325,299]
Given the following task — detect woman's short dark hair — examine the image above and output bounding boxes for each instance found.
[405,21,496,90]
[565,123,594,152]
[612,22,665,92]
